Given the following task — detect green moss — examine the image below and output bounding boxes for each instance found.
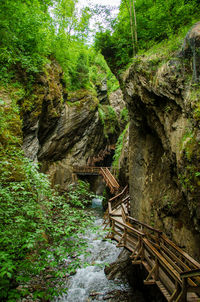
[0,87,24,182]
[112,123,129,169]
[120,107,129,124]
[179,127,200,194]
[181,130,195,161]
[98,104,119,138]
[67,89,99,112]
[68,89,91,101]
[188,85,200,121]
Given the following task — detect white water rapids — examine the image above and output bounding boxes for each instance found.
[54,198,133,302]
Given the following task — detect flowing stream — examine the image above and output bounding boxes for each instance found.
[55,198,134,302]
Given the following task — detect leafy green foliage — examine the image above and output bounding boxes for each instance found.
[120,107,129,125]
[113,123,129,169]
[0,95,95,299]
[98,104,119,139]
[95,0,200,74]
[0,0,119,93]
[67,180,95,208]
[0,156,95,300]
[0,0,53,78]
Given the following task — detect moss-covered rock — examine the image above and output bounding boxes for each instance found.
[122,24,200,259]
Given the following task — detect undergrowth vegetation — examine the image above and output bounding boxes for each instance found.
[98,104,119,139]
[113,123,129,169]
[0,155,95,300]
[0,94,96,300]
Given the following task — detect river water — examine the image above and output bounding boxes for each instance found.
[55,198,134,302]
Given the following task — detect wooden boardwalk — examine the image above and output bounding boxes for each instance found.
[104,187,200,302]
[73,166,120,194]
[73,165,200,301]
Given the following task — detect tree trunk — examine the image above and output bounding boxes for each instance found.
[128,0,135,56]
[132,0,138,52]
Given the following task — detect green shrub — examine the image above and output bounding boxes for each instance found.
[0,157,94,300]
[98,104,119,138]
[67,180,95,208]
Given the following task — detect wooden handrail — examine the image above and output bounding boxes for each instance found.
[128,216,162,235]
[109,185,128,202]
[100,167,120,189]
[121,204,127,223]
[104,167,119,188]
[180,269,200,279]
[161,234,200,269]
[110,216,145,237]
[104,190,200,301]
[73,165,120,194]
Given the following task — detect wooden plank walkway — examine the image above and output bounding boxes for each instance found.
[104,187,200,302]
[73,165,120,194]
[73,165,200,301]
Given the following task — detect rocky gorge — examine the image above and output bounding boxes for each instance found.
[2,2,200,300]
[120,22,200,260]
[21,60,122,192]
[20,24,200,262]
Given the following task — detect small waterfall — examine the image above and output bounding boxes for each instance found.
[54,198,133,302]
[91,197,103,209]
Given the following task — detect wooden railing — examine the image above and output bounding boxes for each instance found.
[99,167,120,194]
[73,165,120,194]
[73,165,102,175]
[105,188,200,302]
[73,166,200,300]
[109,185,129,210]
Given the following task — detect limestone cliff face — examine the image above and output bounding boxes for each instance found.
[22,60,120,191]
[39,91,110,189]
[122,24,200,259]
[109,89,125,119]
[22,60,65,161]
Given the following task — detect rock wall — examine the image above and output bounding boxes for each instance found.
[21,60,121,191]
[122,24,200,259]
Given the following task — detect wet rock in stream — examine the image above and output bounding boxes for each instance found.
[89,288,144,301]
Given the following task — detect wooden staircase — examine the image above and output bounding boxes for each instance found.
[73,165,200,301]
[104,187,200,302]
[73,165,120,194]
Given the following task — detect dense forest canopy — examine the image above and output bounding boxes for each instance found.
[0,0,117,91]
[1,0,200,300]
[95,0,200,73]
[2,0,199,85]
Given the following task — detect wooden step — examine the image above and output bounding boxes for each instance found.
[132,260,142,265]
[156,281,171,302]
[144,279,156,285]
[187,292,200,302]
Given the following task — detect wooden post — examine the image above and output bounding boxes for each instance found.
[181,278,187,302]
[112,220,115,239]
[140,236,144,262]
[155,257,159,281]
[124,226,127,246]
